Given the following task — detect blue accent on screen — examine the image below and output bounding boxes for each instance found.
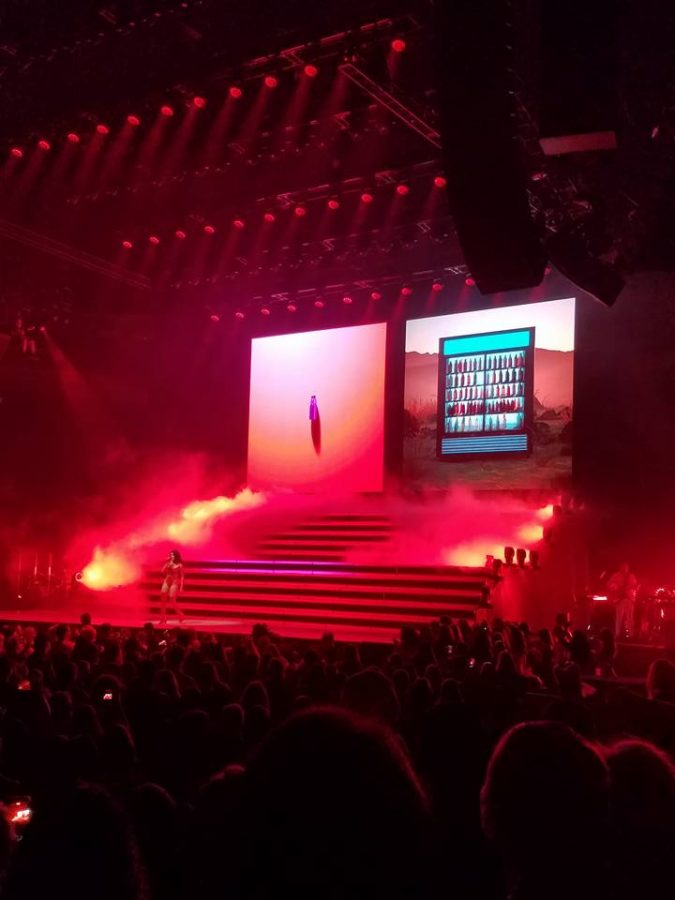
[440,434,529,455]
[442,330,532,357]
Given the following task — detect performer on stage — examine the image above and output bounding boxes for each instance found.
[607,562,638,639]
[160,550,185,625]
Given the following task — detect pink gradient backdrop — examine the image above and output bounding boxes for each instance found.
[248,323,387,491]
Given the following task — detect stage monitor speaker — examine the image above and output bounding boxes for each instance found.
[431,0,545,295]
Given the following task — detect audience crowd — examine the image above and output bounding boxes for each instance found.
[0,613,673,900]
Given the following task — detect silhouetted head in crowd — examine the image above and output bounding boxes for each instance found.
[342,668,400,726]
[646,658,675,703]
[481,722,610,899]
[235,707,432,900]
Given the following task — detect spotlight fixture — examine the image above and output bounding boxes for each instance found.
[121,240,133,249]
[304,64,319,78]
[263,212,276,223]
[465,276,476,287]
[370,290,382,301]
[314,299,325,309]
[229,86,243,99]
[294,206,307,217]
[396,183,410,196]
[401,286,413,296]
[66,132,80,144]
[361,191,374,204]
[160,105,174,117]
[234,310,245,320]
[10,147,23,158]
[233,218,245,229]
[504,546,515,565]
[529,549,540,569]
[192,96,207,109]
[203,224,216,235]
[391,38,406,53]
[432,281,443,292]
[342,295,353,305]
[175,229,187,240]
[434,175,447,188]
[127,115,141,127]
[287,302,297,312]
[37,139,51,151]
[516,548,527,568]
[260,306,271,316]
[149,235,160,245]
[96,123,110,135]
[327,198,340,210]
[264,75,279,89]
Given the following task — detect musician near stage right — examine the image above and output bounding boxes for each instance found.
[607,562,639,639]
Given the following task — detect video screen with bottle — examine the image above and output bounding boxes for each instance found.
[404,298,575,490]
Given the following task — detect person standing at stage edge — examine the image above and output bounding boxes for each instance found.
[607,562,638,639]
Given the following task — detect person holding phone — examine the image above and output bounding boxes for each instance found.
[160,550,185,626]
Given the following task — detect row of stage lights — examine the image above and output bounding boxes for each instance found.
[8,38,409,160]
[118,175,448,249]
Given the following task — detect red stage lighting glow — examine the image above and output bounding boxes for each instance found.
[260,307,271,316]
[263,212,276,223]
[234,310,245,320]
[287,302,297,312]
[193,96,207,109]
[342,296,353,305]
[96,123,110,135]
[121,240,133,249]
[233,218,245,229]
[67,132,80,144]
[396,183,410,195]
[294,206,307,217]
[401,286,413,296]
[229,86,243,99]
[465,276,476,286]
[314,299,325,309]
[370,290,382,301]
[264,75,279,89]
[210,314,221,323]
[304,64,319,77]
[149,235,160,245]
[10,147,24,158]
[328,198,340,210]
[160,105,174,117]
[391,38,407,53]
[432,281,443,292]
[37,139,51,151]
[361,192,374,204]
[434,175,447,188]
[127,115,141,127]
[203,224,216,235]
[544,265,553,275]
[175,229,187,240]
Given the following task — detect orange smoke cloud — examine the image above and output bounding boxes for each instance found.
[166,488,264,544]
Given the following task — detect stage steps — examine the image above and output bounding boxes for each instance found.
[142,559,494,642]
[256,514,393,562]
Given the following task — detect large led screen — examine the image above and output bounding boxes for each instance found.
[248,322,387,492]
[404,297,575,490]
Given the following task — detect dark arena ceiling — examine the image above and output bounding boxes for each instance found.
[0,0,673,326]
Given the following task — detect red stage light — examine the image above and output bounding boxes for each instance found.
[160,105,174,117]
[203,224,216,235]
[229,86,243,99]
[121,240,133,249]
[314,299,325,309]
[342,296,353,305]
[434,175,447,188]
[234,310,245,320]
[401,286,413,296]
[193,96,207,109]
[432,281,443,292]
[233,218,245,229]
[210,314,221,323]
[361,192,374,204]
[328,198,340,210]
[294,206,307,217]
[260,307,271,316]
[391,38,407,53]
[263,212,276,223]
[304,64,318,78]
[10,147,24,158]
[127,115,141,127]
[396,183,410,195]
[149,235,161,245]
[544,265,552,275]
[264,75,279,89]
[37,139,51,151]
[67,132,80,144]
[370,290,382,301]
[465,276,476,287]
[287,303,297,312]
[96,123,110,135]
[175,229,187,240]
